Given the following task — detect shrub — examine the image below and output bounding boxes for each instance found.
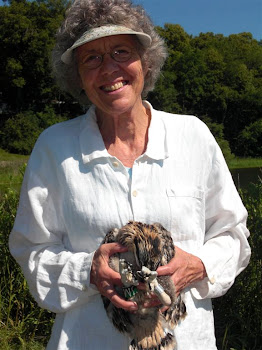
[200,116,235,163]
[1,111,42,155]
[0,181,54,347]
[1,107,68,155]
[236,119,262,157]
[213,181,262,350]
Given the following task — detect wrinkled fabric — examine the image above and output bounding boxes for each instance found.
[9,102,251,350]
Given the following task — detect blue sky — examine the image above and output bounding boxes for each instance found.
[133,0,262,40]
[0,0,261,40]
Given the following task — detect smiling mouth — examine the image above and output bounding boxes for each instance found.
[101,81,128,92]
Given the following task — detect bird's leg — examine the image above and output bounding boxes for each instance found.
[140,266,172,306]
[119,259,138,287]
[119,259,139,300]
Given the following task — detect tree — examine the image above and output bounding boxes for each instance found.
[0,0,69,113]
[151,28,262,156]
[236,119,262,157]
[1,3,262,156]
[0,106,68,154]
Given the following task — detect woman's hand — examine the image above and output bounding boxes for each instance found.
[141,246,207,310]
[90,242,138,312]
[157,246,207,296]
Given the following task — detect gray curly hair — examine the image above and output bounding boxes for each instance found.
[52,0,167,105]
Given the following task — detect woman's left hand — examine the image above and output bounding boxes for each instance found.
[141,246,207,309]
[157,246,207,296]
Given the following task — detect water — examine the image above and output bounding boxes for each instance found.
[230,167,261,190]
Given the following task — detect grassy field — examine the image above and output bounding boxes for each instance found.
[0,329,45,350]
[228,157,262,169]
[0,149,29,195]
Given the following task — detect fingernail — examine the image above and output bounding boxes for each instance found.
[130,304,138,311]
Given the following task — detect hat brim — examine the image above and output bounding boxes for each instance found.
[61,25,152,64]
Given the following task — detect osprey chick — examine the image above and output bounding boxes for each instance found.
[102,221,186,350]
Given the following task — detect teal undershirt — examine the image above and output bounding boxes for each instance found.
[125,167,133,178]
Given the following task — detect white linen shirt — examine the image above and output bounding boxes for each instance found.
[9,102,251,350]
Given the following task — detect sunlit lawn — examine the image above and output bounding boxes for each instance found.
[228,157,262,169]
[0,149,28,195]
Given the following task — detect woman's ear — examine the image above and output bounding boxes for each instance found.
[142,62,149,78]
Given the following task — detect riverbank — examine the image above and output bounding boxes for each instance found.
[228,157,262,169]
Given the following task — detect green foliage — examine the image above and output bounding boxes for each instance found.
[1,1,262,156]
[0,328,45,350]
[1,106,67,154]
[236,119,262,157]
[2,111,43,155]
[148,71,182,114]
[213,181,262,350]
[149,28,262,157]
[199,116,235,163]
[0,0,70,113]
[156,23,191,54]
[0,177,54,348]
[228,157,262,169]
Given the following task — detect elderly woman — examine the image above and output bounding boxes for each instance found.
[9,0,251,349]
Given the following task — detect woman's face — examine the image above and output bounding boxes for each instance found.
[77,35,146,116]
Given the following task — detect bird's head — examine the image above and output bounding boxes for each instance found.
[117,221,164,271]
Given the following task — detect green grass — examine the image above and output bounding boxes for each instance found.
[0,149,29,162]
[0,327,45,350]
[0,149,29,195]
[228,157,262,169]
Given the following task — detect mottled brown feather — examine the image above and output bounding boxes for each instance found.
[101,221,186,350]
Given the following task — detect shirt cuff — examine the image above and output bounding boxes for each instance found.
[190,248,231,299]
[80,250,100,296]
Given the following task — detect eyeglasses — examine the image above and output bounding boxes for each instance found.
[79,47,134,69]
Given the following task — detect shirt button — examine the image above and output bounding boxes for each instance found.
[112,161,119,167]
[210,276,216,285]
[132,190,138,197]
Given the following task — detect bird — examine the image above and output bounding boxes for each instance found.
[101,221,187,350]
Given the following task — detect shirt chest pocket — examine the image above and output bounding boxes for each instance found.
[166,187,205,242]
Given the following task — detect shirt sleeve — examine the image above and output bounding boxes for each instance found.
[190,135,251,300]
[9,140,99,314]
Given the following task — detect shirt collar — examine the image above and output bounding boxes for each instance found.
[143,101,169,160]
[79,102,169,165]
[80,105,111,164]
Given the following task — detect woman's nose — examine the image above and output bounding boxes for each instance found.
[100,53,119,74]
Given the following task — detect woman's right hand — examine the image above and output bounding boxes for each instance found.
[90,242,138,312]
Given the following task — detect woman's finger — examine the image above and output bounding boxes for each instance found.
[110,292,138,311]
[91,243,127,285]
[156,246,207,293]
[100,281,138,310]
[102,242,128,257]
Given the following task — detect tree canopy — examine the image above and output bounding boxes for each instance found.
[1,1,262,157]
[0,0,69,112]
[149,25,262,156]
